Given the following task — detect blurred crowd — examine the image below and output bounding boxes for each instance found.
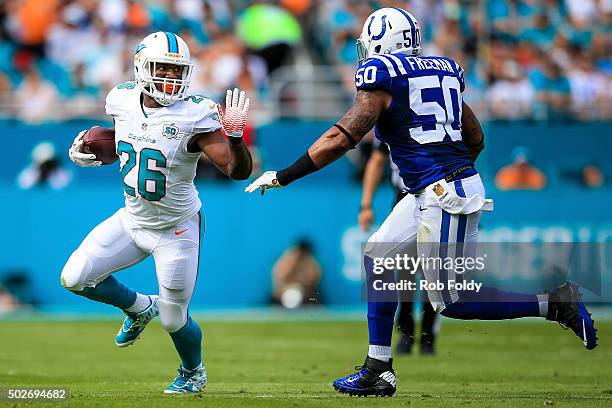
[317,0,612,121]
[0,0,301,122]
[0,0,610,123]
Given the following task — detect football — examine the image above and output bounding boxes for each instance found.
[82,126,118,165]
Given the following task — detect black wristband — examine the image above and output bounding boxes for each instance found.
[334,123,357,149]
[276,152,318,186]
[228,136,243,145]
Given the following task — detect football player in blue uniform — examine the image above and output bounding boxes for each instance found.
[246,8,597,397]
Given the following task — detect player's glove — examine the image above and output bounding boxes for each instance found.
[69,129,102,167]
[245,171,282,195]
[218,88,250,139]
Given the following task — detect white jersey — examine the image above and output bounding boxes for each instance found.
[105,81,221,229]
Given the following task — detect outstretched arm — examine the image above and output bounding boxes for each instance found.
[246,89,390,193]
[461,102,485,161]
[306,89,389,169]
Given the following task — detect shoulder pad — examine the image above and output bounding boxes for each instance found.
[115,81,138,90]
[174,94,222,134]
[440,57,465,92]
[179,94,218,121]
[106,82,138,117]
[355,55,408,92]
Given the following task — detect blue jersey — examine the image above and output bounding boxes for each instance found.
[355,53,475,193]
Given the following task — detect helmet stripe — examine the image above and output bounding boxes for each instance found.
[165,32,179,53]
[393,8,416,49]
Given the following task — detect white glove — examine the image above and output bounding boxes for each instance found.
[219,88,250,138]
[69,130,101,167]
[245,171,282,195]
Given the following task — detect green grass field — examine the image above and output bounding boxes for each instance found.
[1,317,611,407]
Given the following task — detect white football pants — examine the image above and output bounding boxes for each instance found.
[365,174,484,312]
[61,208,202,332]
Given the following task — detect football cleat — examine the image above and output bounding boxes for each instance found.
[395,333,414,355]
[164,363,207,394]
[115,295,159,347]
[547,282,597,350]
[420,332,436,355]
[333,356,396,397]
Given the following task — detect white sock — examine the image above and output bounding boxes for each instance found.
[368,345,391,362]
[537,293,549,317]
[125,293,151,313]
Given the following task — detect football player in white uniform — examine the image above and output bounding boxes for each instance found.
[62,31,252,394]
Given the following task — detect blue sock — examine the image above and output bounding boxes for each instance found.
[441,286,540,320]
[365,255,397,346]
[74,276,136,310]
[170,317,202,370]
[368,301,398,346]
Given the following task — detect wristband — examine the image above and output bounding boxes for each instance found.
[276,152,318,186]
[228,136,243,145]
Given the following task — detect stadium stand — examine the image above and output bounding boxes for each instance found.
[0,0,609,122]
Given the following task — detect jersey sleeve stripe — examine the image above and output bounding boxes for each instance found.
[455,61,465,76]
[385,54,408,75]
[370,55,398,77]
[394,8,417,48]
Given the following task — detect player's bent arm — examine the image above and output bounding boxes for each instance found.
[276,90,390,186]
[461,102,485,161]
[194,129,253,180]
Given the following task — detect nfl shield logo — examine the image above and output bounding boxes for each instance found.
[162,122,180,139]
[433,183,444,196]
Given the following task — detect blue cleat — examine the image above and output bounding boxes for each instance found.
[163,363,207,394]
[115,295,159,347]
[333,356,396,397]
[547,283,598,350]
